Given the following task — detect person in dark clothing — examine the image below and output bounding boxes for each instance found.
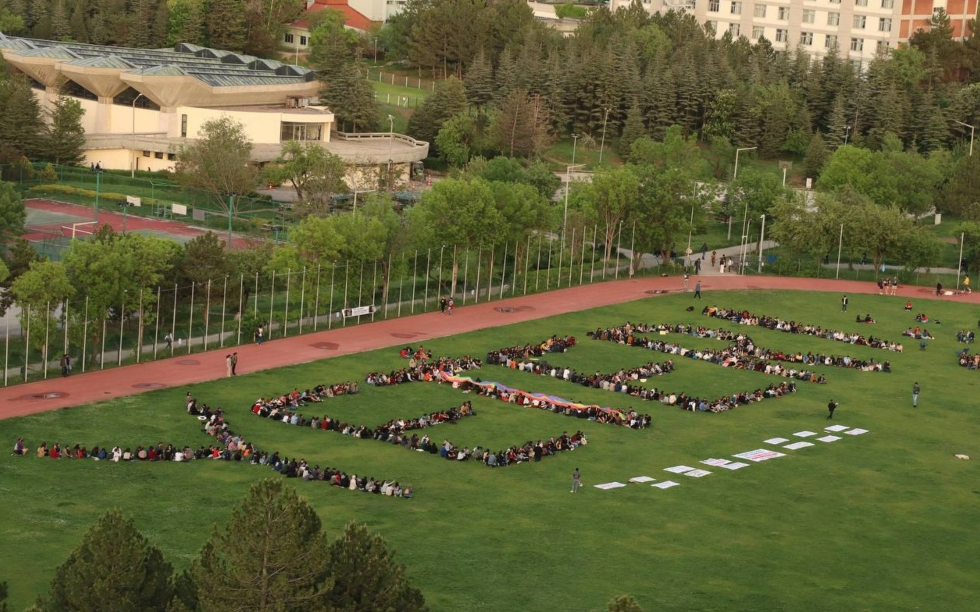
[827,399,839,419]
[841,294,848,312]
[693,281,702,300]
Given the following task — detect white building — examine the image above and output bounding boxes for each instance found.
[0,34,427,173]
[612,0,978,67]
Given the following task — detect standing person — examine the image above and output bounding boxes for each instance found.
[693,281,702,300]
[964,275,971,294]
[255,326,264,345]
[877,278,885,294]
[827,399,839,420]
[447,298,454,315]
[571,467,582,493]
[682,273,690,291]
[440,297,447,314]
[164,332,173,351]
[841,294,848,312]
[701,242,708,260]
[711,251,717,267]
[891,277,898,295]
[694,258,701,275]
[225,354,232,377]
[231,352,238,376]
[936,282,943,296]
[60,354,70,377]
[912,382,920,408]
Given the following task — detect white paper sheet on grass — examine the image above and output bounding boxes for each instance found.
[845,428,868,435]
[794,431,818,438]
[664,465,695,474]
[628,476,656,483]
[825,425,849,432]
[764,437,790,445]
[733,449,786,462]
[594,482,627,490]
[684,469,711,478]
[719,462,750,470]
[784,441,814,450]
[701,458,731,467]
[651,480,679,489]
[817,435,842,443]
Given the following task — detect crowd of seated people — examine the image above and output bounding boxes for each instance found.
[702,306,904,352]
[903,327,934,340]
[365,355,482,386]
[21,395,410,499]
[956,330,976,343]
[488,345,674,382]
[958,348,980,370]
[855,314,876,324]
[589,323,842,381]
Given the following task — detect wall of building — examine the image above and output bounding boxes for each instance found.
[175,106,333,144]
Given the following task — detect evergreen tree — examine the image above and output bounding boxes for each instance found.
[50,0,70,40]
[37,509,173,612]
[68,0,89,43]
[463,48,494,113]
[0,237,40,316]
[803,131,829,180]
[618,97,646,157]
[205,0,247,51]
[825,94,848,148]
[324,522,428,612]
[168,0,205,46]
[406,76,467,146]
[322,61,380,133]
[0,76,44,162]
[43,97,86,166]
[941,153,980,218]
[489,89,551,158]
[192,479,332,612]
[29,0,50,38]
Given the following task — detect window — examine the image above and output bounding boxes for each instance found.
[777,6,789,19]
[850,37,864,51]
[803,9,815,22]
[180,114,187,138]
[828,12,840,25]
[167,153,176,161]
[853,15,866,28]
[284,33,294,44]
[829,0,841,4]
[300,35,308,46]
[154,152,164,159]
[876,40,891,52]
[881,0,893,7]
[730,1,741,14]
[729,23,740,36]
[280,122,324,142]
[775,28,788,41]
[753,25,765,38]
[855,0,868,6]
[709,0,719,11]
[800,31,813,45]
[878,17,892,31]
[825,34,838,48]
[754,3,766,17]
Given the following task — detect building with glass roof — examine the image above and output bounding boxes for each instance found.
[0,34,428,172]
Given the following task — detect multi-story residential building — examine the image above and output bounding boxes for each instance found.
[613,0,978,68]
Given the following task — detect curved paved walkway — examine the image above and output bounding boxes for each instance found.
[2,274,975,420]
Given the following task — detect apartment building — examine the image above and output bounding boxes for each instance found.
[613,0,978,67]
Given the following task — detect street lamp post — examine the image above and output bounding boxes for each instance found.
[843,125,851,146]
[598,107,611,165]
[131,93,145,178]
[571,133,579,167]
[387,114,395,187]
[758,214,766,268]
[562,163,586,241]
[953,120,975,157]
[729,147,756,240]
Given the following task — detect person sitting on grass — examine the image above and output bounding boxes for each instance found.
[905,301,913,311]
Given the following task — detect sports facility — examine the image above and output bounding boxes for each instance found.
[1,276,978,612]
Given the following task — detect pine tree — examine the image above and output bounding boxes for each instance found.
[406,76,467,145]
[50,0,70,40]
[825,94,848,148]
[324,522,428,612]
[0,76,45,162]
[205,0,247,51]
[464,48,494,113]
[192,479,332,612]
[41,97,86,166]
[37,509,173,612]
[618,97,646,157]
[69,0,89,43]
[152,0,170,46]
[803,131,829,180]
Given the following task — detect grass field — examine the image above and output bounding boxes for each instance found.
[2,289,979,611]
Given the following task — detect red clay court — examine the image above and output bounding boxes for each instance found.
[23,198,254,249]
[1,274,977,421]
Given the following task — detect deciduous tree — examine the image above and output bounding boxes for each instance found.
[176,116,258,205]
[262,141,348,213]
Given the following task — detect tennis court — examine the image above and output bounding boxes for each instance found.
[23,199,255,258]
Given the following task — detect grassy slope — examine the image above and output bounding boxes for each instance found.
[1,290,979,611]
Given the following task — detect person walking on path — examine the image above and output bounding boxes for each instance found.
[693,281,702,300]
[701,242,708,260]
[683,273,690,291]
[912,382,920,407]
[964,276,971,294]
[711,251,717,267]
[164,332,173,351]
[255,326,264,345]
[827,399,839,420]
[231,352,238,376]
[60,354,70,378]
[571,468,582,493]
[225,354,232,377]
[841,294,848,312]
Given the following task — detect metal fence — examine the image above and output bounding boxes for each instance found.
[2,225,654,385]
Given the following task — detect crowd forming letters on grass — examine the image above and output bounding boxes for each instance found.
[23,308,883,498]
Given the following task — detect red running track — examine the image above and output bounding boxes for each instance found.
[1,274,975,420]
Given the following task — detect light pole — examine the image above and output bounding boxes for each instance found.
[843,125,851,146]
[598,107,611,165]
[729,146,756,240]
[758,214,766,268]
[953,120,975,157]
[387,114,394,158]
[131,92,145,178]
[571,133,579,167]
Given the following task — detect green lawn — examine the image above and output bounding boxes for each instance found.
[2,289,979,611]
